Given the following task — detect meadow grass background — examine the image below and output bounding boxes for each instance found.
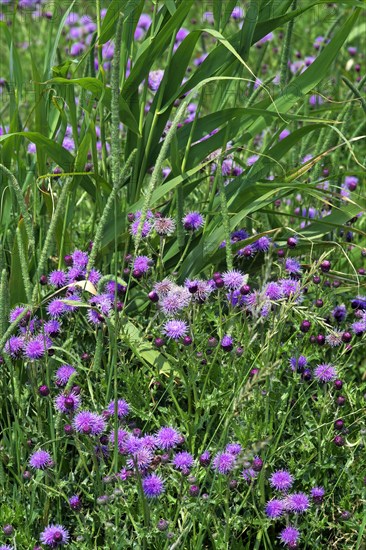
[0,0,365,548]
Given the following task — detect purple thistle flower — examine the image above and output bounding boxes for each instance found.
[172,451,194,471]
[4,336,24,357]
[130,219,153,238]
[264,282,282,300]
[88,269,101,285]
[133,256,152,274]
[47,299,68,318]
[285,492,310,513]
[67,266,84,283]
[314,363,337,383]
[142,473,164,498]
[279,526,300,547]
[24,336,49,360]
[29,449,53,470]
[48,270,67,288]
[73,410,106,435]
[127,448,153,472]
[0,545,13,550]
[107,399,130,419]
[310,486,325,503]
[71,249,88,269]
[237,244,256,258]
[9,306,26,323]
[163,319,188,340]
[285,258,302,275]
[212,452,236,474]
[221,335,233,351]
[332,304,347,323]
[124,435,143,454]
[222,270,246,290]
[87,309,102,325]
[109,429,129,453]
[55,392,81,414]
[40,524,69,547]
[182,211,204,231]
[154,278,174,296]
[265,499,285,518]
[55,365,76,386]
[156,426,180,450]
[160,287,191,315]
[154,217,176,236]
[269,470,293,492]
[326,332,343,347]
[44,320,61,337]
[148,70,164,91]
[254,236,272,252]
[279,278,301,299]
[185,279,214,302]
[289,355,307,372]
[69,494,81,510]
[225,443,242,455]
[199,450,211,466]
[89,293,113,315]
[140,434,157,450]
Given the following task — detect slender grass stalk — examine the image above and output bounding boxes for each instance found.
[0,164,35,253]
[279,0,297,88]
[15,227,32,303]
[0,268,8,335]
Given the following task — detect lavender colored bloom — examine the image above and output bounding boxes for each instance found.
[314,363,337,383]
[9,306,26,323]
[264,282,282,300]
[279,129,290,140]
[163,319,188,340]
[175,27,189,42]
[237,244,256,257]
[246,154,259,166]
[269,470,293,492]
[24,336,49,360]
[185,279,214,302]
[130,219,153,238]
[285,492,310,513]
[142,473,164,498]
[160,286,191,315]
[47,299,68,318]
[279,526,300,547]
[279,278,301,299]
[154,217,176,236]
[172,451,194,471]
[326,332,343,347]
[345,175,358,190]
[148,70,164,91]
[254,236,272,252]
[199,450,211,466]
[154,278,174,296]
[73,410,106,435]
[265,499,285,518]
[87,309,102,325]
[140,434,157,450]
[242,468,257,483]
[221,335,233,351]
[127,448,152,472]
[138,13,152,30]
[55,365,76,386]
[310,486,325,503]
[44,320,61,337]
[89,293,113,315]
[156,426,180,450]
[285,258,302,275]
[133,256,152,274]
[107,399,129,418]
[69,494,81,510]
[4,335,24,357]
[231,6,244,19]
[212,452,236,474]
[40,524,69,547]
[109,429,129,453]
[182,211,204,231]
[289,355,307,372]
[124,435,143,454]
[55,392,81,414]
[222,270,246,290]
[29,449,53,470]
[88,269,101,285]
[71,249,88,269]
[0,545,13,550]
[225,443,242,455]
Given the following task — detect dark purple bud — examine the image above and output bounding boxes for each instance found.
[252,456,263,472]
[3,524,13,536]
[332,280,341,288]
[64,397,75,410]
[64,424,73,435]
[72,385,81,395]
[287,237,297,249]
[334,419,344,430]
[250,368,259,377]
[189,485,199,496]
[155,338,165,348]
[64,254,73,266]
[38,385,50,397]
[188,283,198,294]
[123,268,130,276]
[199,451,211,466]
[132,269,142,279]
[215,277,224,288]
[336,395,346,406]
[320,260,331,272]
[358,268,365,276]
[309,335,316,344]
[341,332,352,343]
[323,280,331,288]
[39,275,48,285]
[240,284,251,295]
[333,435,345,447]
[157,519,169,532]
[148,290,159,303]
[213,272,221,281]
[277,248,285,258]
[334,379,343,390]
[182,336,192,346]
[315,299,323,308]
[302,369,312,382]
[81,353,90,361]
[300,320,311,333]
[161,454,170,464]
[236,347,243,357]
[317,334,325,346]
[127,213,135,222]
[99,434,109,445]
[207,337,217,348]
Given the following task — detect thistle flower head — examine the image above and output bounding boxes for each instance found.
[40,524,69,547]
